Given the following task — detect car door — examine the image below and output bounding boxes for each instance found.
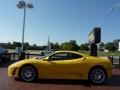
[39,52,86,79]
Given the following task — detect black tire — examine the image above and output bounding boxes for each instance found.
[89,67,106,84]
[19,65,38,82]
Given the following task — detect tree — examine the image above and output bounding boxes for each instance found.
[50,42,54,50]
[99,42,104,51]
[69,40,79,51]
[13,42,22,47]
[104,39,120,52]
[8,42,11,45]
[41,45,47,50]
[61,42,71,50]
[54,42,61,50]
[24,42,29,47]
[24,42,30,50]
[105,42,116,52]
[33,44,37,46]
[80,43,89,51]
[61,40,79,51]
[112,39,120,51]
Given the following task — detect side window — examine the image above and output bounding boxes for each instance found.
[50,52,69,61]
[49,52,83,61]
[69,53,83,59]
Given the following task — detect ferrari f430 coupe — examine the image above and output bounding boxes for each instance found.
[8,51,112,84]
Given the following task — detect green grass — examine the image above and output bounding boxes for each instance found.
[79,50,89,55]
[79,50,120,56]
[98,51,120,56]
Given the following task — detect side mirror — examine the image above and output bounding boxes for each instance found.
[43,57,49,61]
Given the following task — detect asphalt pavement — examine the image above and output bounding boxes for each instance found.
[0,61,120,90]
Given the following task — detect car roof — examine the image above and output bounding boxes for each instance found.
[55,51,88,57]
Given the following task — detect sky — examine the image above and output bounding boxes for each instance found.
[0,0,120,46]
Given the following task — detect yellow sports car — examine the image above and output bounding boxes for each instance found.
[8,51,112,84]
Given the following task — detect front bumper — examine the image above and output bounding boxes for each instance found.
[8,66,19,78]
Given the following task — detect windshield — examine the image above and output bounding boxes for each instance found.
[36,52,55,60]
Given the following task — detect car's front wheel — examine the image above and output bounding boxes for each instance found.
[89,67,106,84]
[19,65,38,82]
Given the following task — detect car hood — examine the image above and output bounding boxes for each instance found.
[9,57,40,68]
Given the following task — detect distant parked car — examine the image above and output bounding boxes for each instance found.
[0,47,10,63]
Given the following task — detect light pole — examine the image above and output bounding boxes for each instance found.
[17,1,33,51]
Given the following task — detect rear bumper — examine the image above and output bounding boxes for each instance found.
[107,69,112,78]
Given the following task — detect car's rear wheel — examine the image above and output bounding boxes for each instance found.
[89,67,106,84]
[19,65,38,82]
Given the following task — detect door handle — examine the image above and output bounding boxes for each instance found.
[82,58,86,62]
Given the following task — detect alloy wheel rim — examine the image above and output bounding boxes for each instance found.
[21,66,36,81]
[91,68,105,84]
